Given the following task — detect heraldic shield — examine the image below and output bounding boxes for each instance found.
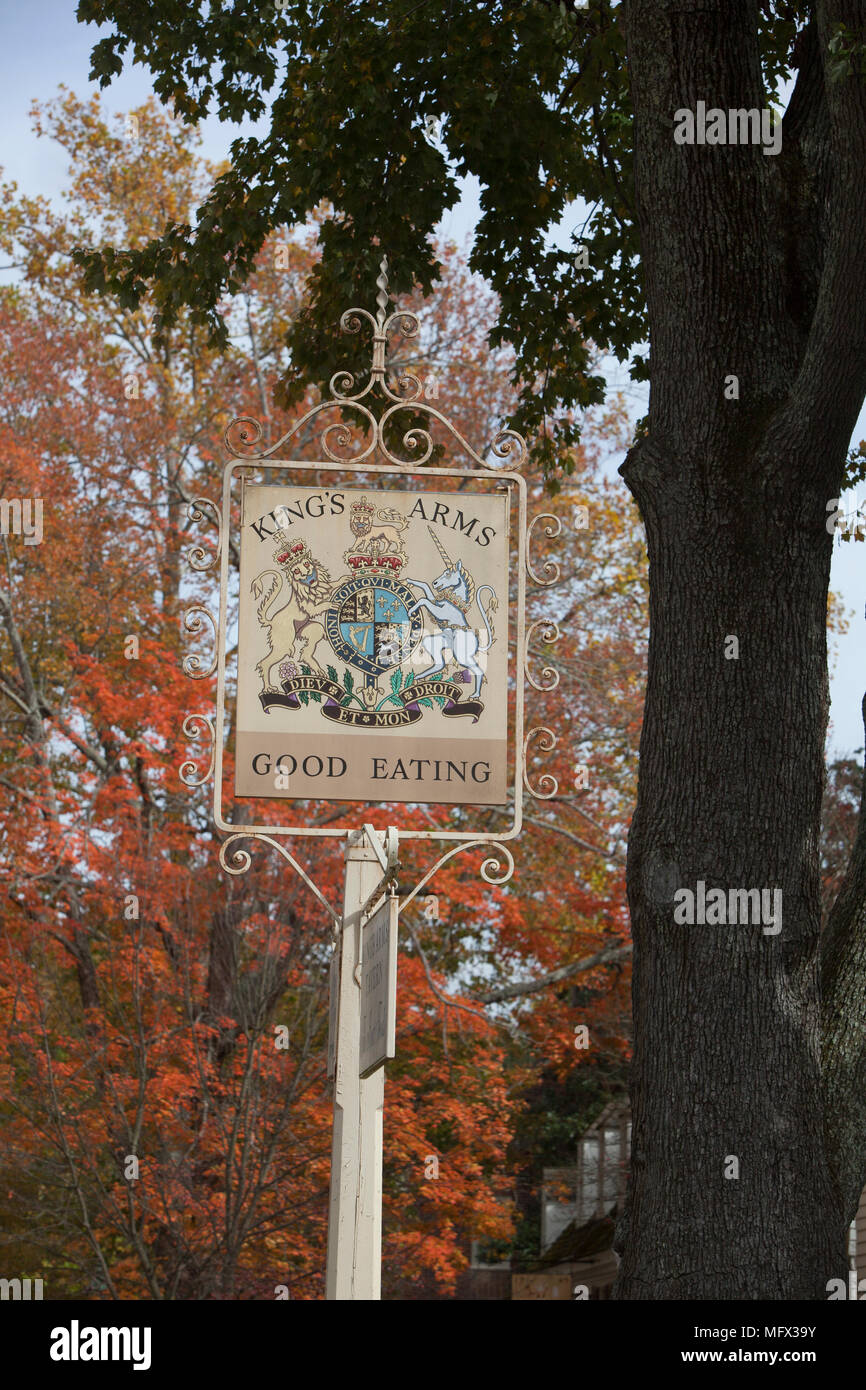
[235,484,509,803]
[326,575,423,678]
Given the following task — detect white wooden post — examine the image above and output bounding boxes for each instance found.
[326,829,387,1299]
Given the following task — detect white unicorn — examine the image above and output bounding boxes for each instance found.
[406,528,498,698]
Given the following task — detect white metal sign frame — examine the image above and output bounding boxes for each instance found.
[218,456,523,839]
[181,259,563,915]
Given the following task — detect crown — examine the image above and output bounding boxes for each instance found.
[273,529,311,567]
[352,496,375,515]
[346,552,404,572]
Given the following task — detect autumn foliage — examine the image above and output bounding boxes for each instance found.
[0,95,643,1299]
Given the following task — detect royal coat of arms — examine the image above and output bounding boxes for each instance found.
[236,485,509,803]
[250,495,499,724]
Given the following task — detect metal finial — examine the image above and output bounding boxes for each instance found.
[375,255,389,327]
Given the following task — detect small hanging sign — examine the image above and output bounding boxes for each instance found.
[359,895,399,1077]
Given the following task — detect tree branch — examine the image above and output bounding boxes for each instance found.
[403,918,492,1024]
[476,941,632,1004]
[776,0,866,466]
[0,579,60,820]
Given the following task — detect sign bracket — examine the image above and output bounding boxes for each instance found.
[359,824,399,920]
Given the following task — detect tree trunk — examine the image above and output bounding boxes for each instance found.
[616,439,842,1297]
[615,0,866,1297]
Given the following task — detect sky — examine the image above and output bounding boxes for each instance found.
[1,0,862,759]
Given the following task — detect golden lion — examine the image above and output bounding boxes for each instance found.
[344,503,409,565]
[251,548,334,689]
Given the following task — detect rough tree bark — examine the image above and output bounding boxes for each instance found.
[615,0,866,1298]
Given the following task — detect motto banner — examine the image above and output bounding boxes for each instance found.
[235,484,510,804]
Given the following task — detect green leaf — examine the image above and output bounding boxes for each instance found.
[343,668,354,694]
[327,664,339,684]
[390,668,402,693]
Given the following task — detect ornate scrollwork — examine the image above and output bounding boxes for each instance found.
[490,428,528,471]
[179,714,215,787]
[398,839,515,917]
[525,619,561,691]
[526,513,562,586]
[218,832,341,926]
[222,256,526,473]
[186,496,223,572]
[377,400,520,472]
[319,402,378,462]
[338,305,377,340]
[389,363,423,404]
[182,605,218,678]
[224,399,378,463]
[383,310,420,345]
[523,726,559,800]
[224,413,268,456]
